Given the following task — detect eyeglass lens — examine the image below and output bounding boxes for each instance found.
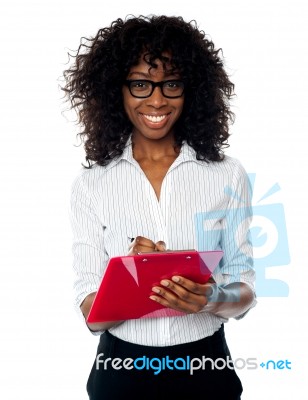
[128,80,184,98]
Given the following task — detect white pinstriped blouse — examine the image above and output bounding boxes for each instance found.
[70,140,256,346]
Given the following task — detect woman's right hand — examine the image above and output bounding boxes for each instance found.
[128,236,166,255]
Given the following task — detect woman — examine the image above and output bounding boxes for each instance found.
[63,15,256,399]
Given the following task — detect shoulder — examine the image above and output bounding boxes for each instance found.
[207,155,248,177]
[71,164,106,194]
[206,156,251,196]
[212,154,245,168]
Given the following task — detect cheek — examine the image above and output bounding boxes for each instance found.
[122,92,141,118]
[176,98,185,117]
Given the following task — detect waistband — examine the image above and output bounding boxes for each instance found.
[101,324,225,357]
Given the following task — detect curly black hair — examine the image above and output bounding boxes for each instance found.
[62,15,235,166]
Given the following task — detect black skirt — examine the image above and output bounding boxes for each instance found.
[87,324,243,400]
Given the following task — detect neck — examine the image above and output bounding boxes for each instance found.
[131,132,180,162]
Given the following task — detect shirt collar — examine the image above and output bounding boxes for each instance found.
[105,136,208,172]
[178,141,208,166]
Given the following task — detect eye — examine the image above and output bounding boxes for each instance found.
[164,81,183,90]
[130,80,150,91]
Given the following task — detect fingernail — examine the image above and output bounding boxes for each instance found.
[152,287,160,294]
[172,276,180,283]
[161,280,169,287]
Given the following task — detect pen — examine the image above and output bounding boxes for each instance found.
[128,237,135,243]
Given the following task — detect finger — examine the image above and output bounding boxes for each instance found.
[151,278,208,310]
[158,279,204,303]
[170,276,207,296]
[128,236,156,254]
[149,292,185,311]
[128,244,156,255]
[127,245,141,256]
[154,241,166,252]
[149,287,204,313]
[135,236,156,248]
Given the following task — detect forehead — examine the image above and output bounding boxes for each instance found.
[128,51,179,77]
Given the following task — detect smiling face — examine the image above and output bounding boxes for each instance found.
[122,54,184,143]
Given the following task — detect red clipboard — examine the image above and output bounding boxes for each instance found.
[87,250,223,322]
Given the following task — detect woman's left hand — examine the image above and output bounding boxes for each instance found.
[150,276,216,313]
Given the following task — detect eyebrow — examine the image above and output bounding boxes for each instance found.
[127,71,180,79]
[127,72,150,78]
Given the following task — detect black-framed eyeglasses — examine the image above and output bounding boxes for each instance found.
[124,79,185,98]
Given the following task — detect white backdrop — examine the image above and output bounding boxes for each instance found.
[0,0,307,399]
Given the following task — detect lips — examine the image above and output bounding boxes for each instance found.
[139,113,171,129]
[143,114,168,123]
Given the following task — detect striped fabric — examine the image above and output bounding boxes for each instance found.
[70,139,256,346]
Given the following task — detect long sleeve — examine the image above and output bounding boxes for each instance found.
[208,161,257,319]
[70,172,109,322]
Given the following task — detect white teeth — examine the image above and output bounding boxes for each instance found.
[143,114,167,122]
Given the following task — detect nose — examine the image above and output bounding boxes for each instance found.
[146,86,168,108]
